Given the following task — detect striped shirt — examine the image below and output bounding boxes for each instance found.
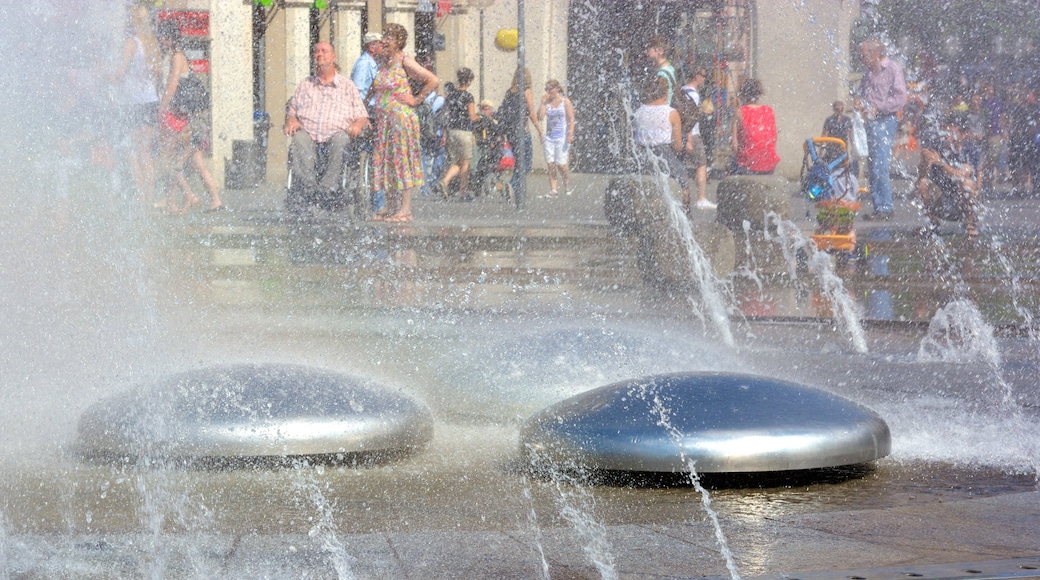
[287,73,368,143]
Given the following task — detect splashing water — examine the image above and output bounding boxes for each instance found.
[988,236,1039,347]
[765,212,868,353]
[663,187,736,347]
[527,449,617,580]
[645,389,741,580]
[616,71,735,345]
[918,300,999,365]
[291,459,357,580]
[521,475,552,580]
[918,300,1039,479]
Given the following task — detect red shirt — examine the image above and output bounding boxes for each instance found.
[736,104,780,172]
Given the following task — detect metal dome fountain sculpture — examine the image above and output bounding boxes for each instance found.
[521,372,891,474]
[77,364,434,463]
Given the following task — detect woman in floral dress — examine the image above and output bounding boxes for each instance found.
[371,23,439,222]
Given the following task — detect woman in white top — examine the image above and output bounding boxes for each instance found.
[537,79,575,197]
[632,76,691,213]
[113,6,160,206]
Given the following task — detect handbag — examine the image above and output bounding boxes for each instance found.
[850,111,869,159]
[170,73,209,115]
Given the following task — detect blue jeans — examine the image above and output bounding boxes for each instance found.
[866,114,897,214]
[509,132,533,209]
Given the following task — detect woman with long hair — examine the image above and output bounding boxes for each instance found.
[370,23,439,222]
[156,20,223,213]
[500,67,543,209]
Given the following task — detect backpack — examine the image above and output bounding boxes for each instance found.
[170,73,209,115]
[675,86,703,137]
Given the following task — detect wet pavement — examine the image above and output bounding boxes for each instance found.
[5,171,1040,578]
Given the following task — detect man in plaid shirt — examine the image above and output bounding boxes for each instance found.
[284,42,370,206]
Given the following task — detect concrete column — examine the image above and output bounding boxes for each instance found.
[261,7,312,185]
[209,0,253,187]
[753,0,857,179]
[286,7,313,90]
[384,0,417,46]
[335,2,367,72]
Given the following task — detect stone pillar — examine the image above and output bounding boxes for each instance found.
[209,1,253,188]
[261,7,312,185]
[385,0,417,46]
[753,0,859,178]
[285,7,313,90]
[335,2,367,73]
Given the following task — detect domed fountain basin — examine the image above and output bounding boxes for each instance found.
[77,364,433,462]
[521,372,890,473]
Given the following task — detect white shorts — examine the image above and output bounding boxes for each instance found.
[543,137,570,166]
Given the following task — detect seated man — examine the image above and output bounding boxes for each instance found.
[913,110,981,238]
[284,41,369,212]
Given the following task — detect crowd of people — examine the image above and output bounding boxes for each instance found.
[286,25,585,219]
[813,36,1040,238]
[110,9,1038,239]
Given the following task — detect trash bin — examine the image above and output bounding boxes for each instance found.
[225,111,272,189]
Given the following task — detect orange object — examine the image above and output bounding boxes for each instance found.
[810,233,857,253]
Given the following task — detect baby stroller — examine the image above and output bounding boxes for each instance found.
[800,137,860,253]
[471,115,514,200]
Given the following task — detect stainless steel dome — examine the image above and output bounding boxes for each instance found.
[521,372,890,473]
[77,364,433,461]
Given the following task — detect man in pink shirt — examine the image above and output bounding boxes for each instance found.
[284,42,370,211]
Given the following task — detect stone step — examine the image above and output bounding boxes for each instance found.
[166,219,650,311]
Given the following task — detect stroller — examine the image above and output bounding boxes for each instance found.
[471,114,514,200]
[800,137,860,253]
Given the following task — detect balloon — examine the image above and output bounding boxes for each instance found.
[495,28,519,51]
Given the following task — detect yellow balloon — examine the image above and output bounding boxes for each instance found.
[495,28,519,51]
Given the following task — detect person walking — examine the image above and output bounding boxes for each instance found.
[437,67,479,201]
[855,37,907,220]
[679,67,714,209]
[645,34,678,104]
[500,67,542,209]
[113,5,160,207]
